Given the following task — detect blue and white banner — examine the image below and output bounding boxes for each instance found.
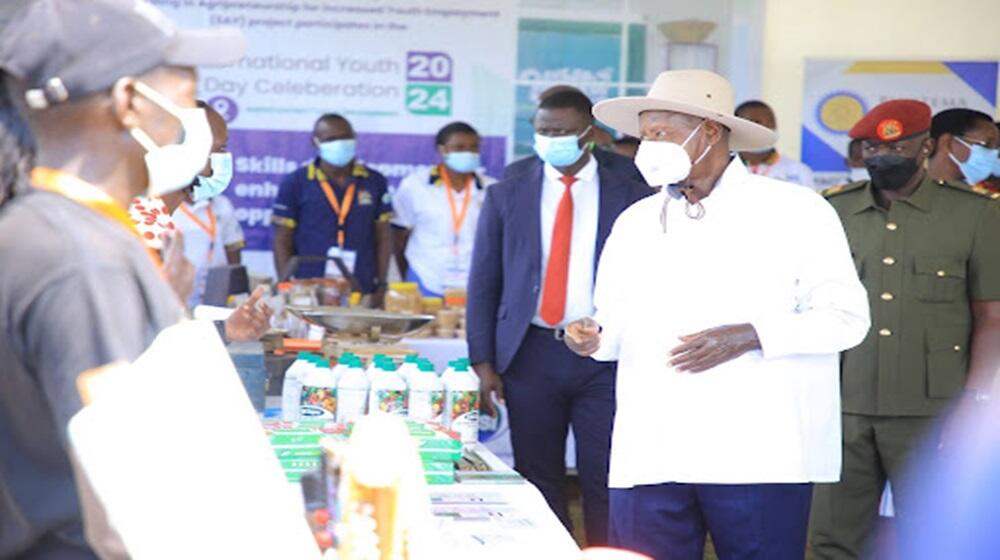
[802,60,998,189]
[153,1,517,275]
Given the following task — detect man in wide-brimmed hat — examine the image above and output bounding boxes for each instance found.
[563,69,871,559]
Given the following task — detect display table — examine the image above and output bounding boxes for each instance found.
[430,444,580,558]
[400,337,579,471]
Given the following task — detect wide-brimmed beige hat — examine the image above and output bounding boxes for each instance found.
[593,69,777,151]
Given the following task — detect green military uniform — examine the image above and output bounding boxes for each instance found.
[810,175,1000,559]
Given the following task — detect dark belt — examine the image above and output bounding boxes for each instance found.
[528,324,566,341]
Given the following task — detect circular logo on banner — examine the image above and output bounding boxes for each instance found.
[207,96,239,123]
[817,92,866,134]
[877,119,905,142]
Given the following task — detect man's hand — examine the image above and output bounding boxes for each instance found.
[565,317,601,357]
[224,286,274,342]
[669,323,761,373]
[472,362,504,417]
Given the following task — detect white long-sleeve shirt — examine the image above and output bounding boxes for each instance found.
[592,158,870,487]
[533,156,600,328]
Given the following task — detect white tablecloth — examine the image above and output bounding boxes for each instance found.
[430,444,580,559]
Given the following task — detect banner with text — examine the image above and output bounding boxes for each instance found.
[154,1,517,273]
[802,60,998,190]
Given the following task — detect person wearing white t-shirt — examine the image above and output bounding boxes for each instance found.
[174,194,245,307]
[737,100,818,191]
[392,122,496,296]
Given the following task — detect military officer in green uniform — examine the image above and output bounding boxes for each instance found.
[811,99,1000,559]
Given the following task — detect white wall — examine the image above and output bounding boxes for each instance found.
[763,0,1000,158]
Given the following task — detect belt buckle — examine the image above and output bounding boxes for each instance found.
[553,327,566,341]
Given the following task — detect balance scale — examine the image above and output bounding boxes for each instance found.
[286,306,435,363]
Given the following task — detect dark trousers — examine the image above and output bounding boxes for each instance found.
[503,326,616,546]
[609,482,813,560]
[810,413,935,560]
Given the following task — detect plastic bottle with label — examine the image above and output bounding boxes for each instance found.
[364,354,388,383]
[299,358,337,420]
[368,361,408,417]
[281,352,315,421]
[336,357,369,423]
[397,354,421,387]
[443,360,480,444]
[332,352,356,381]
[408,360,445,424]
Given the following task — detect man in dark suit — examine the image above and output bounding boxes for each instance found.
[503,86,643,184]
[467,90,652,545]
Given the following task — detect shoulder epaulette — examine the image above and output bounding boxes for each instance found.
[351,162,371,178]
[935,179,1000,200]
[822,181,866,198]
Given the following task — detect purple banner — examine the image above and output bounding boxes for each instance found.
[227,129,506,251]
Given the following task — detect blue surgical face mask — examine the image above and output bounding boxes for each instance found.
[191,152,233,202]
[443,151,481,174]
[950,137,999,185]
[317,139,357,167]
[534,125,591,168]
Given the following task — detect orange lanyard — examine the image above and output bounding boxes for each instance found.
[440,164,473,246]
[31,167,164,271]
[317,174,356,248]
[178,203,217,264]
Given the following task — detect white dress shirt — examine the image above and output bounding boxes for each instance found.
[747,152,817,191]
[533,155,600,328]
[592,158,870,487]
[392,166,496,295]
[172,196,245,308]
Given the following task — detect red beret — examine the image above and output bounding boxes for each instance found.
[848,99,931,142]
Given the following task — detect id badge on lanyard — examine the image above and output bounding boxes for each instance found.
[324,246,358,278]
[441,235,467,289]
[442,166,473,288]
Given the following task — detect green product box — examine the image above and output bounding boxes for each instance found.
[419,448,462,463]
[421,460,455,473]
[424,472,456,485]
[273,444,323,459]
[279,458,322,470]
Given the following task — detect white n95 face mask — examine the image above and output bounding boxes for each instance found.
[128,81,213,197]
[634,120,712,187]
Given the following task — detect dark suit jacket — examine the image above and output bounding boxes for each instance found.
[503,148,644,184]
[467,158,653,374]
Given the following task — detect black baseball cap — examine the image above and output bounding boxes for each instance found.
[0,0,247,109]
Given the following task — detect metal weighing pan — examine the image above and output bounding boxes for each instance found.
[286,306,434,339]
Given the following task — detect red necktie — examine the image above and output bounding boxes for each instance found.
[540,175,576,325]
